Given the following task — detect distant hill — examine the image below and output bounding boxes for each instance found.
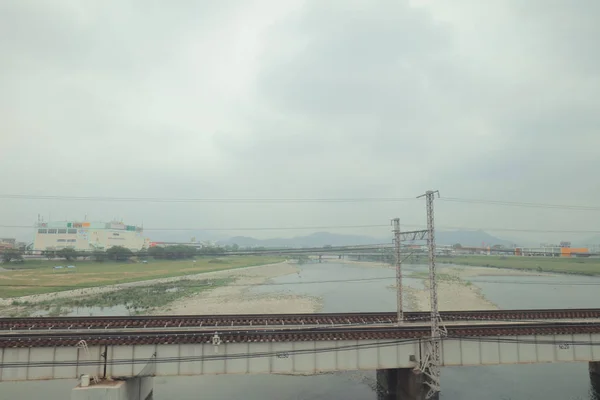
[219,230,515,249]
[435,230,516,248]
[147,230,228,244]
[220,232,385,248]
[575,235,600,248]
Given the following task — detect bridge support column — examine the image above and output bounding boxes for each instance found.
[590,362,600,397]
[71,377,153,400]
[377,368,428,400]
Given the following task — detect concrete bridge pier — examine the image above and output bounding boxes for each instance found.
[377,368,430,400]
[71,377,153,400]
[590,361,600,396]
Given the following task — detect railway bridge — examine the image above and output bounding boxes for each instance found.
[2,309,600,400]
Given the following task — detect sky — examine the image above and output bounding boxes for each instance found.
[1,0,599,245]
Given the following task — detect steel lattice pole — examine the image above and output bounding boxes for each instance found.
[425,190,441,398]
[392,218,402,323]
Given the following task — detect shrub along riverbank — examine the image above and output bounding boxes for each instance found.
[0,256,283,298]
[438,255,600,276]
[9,278,232,317]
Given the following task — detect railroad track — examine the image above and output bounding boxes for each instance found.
[2,309,600,331]
[1,321,599,348]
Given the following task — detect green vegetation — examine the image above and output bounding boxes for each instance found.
[438,255,600,276]
[409,271,472,287]
[289,255,311,265]
[20,278,232,316]
[0,256,283,298]
[1,249,23,263]
[106,246,134,261]
[410,271,460,282]
[56,248,78,261]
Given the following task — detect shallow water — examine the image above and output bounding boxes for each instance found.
[3,261,599,400]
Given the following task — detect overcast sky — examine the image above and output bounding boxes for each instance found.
[1,0,599,245]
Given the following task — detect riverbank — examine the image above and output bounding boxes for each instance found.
[403,272,498,311]
[0,261,321,317]
[438,255,600,276]
[155,262,322,315]
[0,256,283,298]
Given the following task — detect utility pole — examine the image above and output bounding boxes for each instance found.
[392,218,402,323]
[417,190,442,399]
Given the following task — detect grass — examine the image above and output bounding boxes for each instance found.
[409,271,472,287]
[438,255,600,276]
[17,278,232,317]
[0,256,283,298]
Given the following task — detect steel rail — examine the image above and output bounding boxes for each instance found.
[3,309,600,331]
[2,321,600,348]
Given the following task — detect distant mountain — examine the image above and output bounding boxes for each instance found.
[146,230,228,243]
[218,230,516,249]
[574,235,600,248]
[435,230,516,248]
[220,232,385,248]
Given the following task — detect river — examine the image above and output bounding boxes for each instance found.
[2,261,600,400]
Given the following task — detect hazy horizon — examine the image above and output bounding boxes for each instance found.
[2,1,599,246]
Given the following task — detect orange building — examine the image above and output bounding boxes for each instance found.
[560,247,590,257]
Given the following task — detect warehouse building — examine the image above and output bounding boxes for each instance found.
[515,243,590,257]
[34,221,150,252]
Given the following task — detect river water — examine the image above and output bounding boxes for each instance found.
[2,262,600,400]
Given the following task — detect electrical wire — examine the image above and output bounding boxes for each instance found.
[0,194,417,203]
[3,193,600,211]
[4,223,600,234]
[0,338,422,368]
[4,334,600,369]
[410,277,600,286]
[441,197,600,211]
[0,276,399,289]
[2,272,600,290]
[0,224,391,231]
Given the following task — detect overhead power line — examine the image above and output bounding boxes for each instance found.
[441,197,600,211]
[0,276,398,289]
[5,335,600,369]
[3,275,600,290]
[3,223,600,234]
[0,194,416,203]
[2,193,600,211]
[0,224,390,231]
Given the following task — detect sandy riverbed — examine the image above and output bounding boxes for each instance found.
[341,259,553,312]
[404,280,498,311]
[406,265,556,311]
[0,261,321,316]
[154,262,321,315]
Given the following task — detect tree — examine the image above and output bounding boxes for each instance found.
[137,248,149,260]
[106,246,134,261]
[42,250,56,260]
[452,243,462,249]
[57,248,78,261]
[198,245,224,256]
[148,246,165,259]
[162,245,196,260]
[2,249,23,263]
[92,250,106,262]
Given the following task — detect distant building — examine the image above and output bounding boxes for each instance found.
[0,238,16,251]
[515,246,589,257]
[34,221,150,252]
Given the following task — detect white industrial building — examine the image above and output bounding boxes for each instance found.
[33,220,150,252]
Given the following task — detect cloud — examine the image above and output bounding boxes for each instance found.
[1,0,599,244]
